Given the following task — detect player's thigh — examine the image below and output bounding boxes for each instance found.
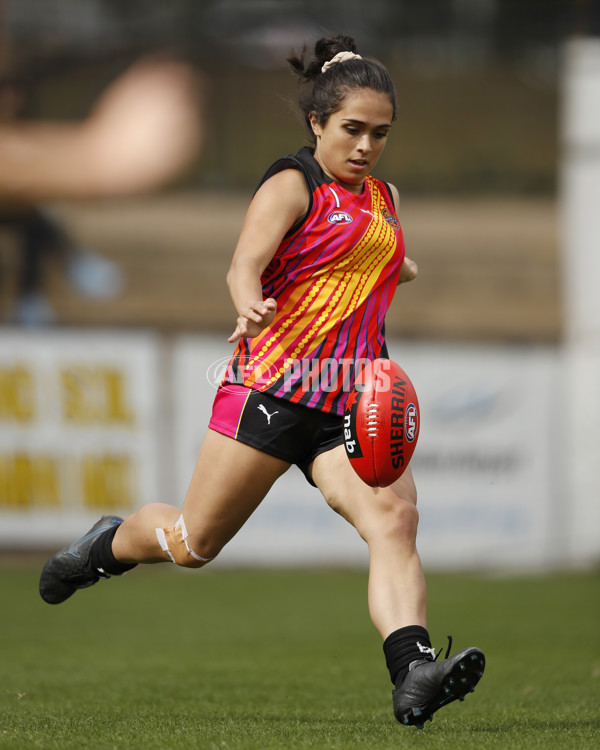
[310,444,417,539]
[181,428,290,548]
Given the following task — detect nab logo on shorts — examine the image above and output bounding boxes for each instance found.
[327,211,353,225]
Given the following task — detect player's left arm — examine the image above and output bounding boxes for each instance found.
[388,182,418,285]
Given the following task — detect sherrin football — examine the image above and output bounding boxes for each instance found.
[343,359,420,487]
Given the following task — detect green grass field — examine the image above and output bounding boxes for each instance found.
[1,563,598,750]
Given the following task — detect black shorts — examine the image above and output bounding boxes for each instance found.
[208,384,344,485]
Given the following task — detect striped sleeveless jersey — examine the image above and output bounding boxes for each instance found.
[225,147,405,415]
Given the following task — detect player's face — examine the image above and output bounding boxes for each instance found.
[310,88,393,194]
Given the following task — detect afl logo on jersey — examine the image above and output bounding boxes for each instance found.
[327,210,353,225]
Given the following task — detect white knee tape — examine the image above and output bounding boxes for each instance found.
[155,527,175,563]
[155,514,213,565]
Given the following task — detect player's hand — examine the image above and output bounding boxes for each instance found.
[228,298,277,342]
[398,256,418,284]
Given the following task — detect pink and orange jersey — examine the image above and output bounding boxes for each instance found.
[225,147,405,415]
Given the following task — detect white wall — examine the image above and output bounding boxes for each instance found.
[0,329,589,569]
[172,336,563,570]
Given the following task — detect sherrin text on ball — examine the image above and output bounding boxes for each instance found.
[344,358,420,487]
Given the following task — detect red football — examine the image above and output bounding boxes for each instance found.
[343,359,420,487]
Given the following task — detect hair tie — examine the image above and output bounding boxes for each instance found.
[321,51,362,74]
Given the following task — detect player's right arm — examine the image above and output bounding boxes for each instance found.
[227,168,308,342]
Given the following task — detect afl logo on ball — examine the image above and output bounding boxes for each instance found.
[405,403,418,443]
[328,211,353,225]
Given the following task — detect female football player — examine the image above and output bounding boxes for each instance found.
[40,34,484,729]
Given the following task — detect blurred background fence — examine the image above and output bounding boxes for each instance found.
[0,0,598,570]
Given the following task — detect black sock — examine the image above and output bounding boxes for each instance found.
[89,525,137,576]
[383,625,435,686]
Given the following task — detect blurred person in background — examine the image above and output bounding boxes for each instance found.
[0,58,204,324]
[38,35,484,730]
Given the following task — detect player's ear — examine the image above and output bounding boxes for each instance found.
[308,112,322,138]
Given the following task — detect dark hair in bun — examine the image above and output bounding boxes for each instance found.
[287,34,397,140]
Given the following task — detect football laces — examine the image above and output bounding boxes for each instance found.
[365,402,379,437]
